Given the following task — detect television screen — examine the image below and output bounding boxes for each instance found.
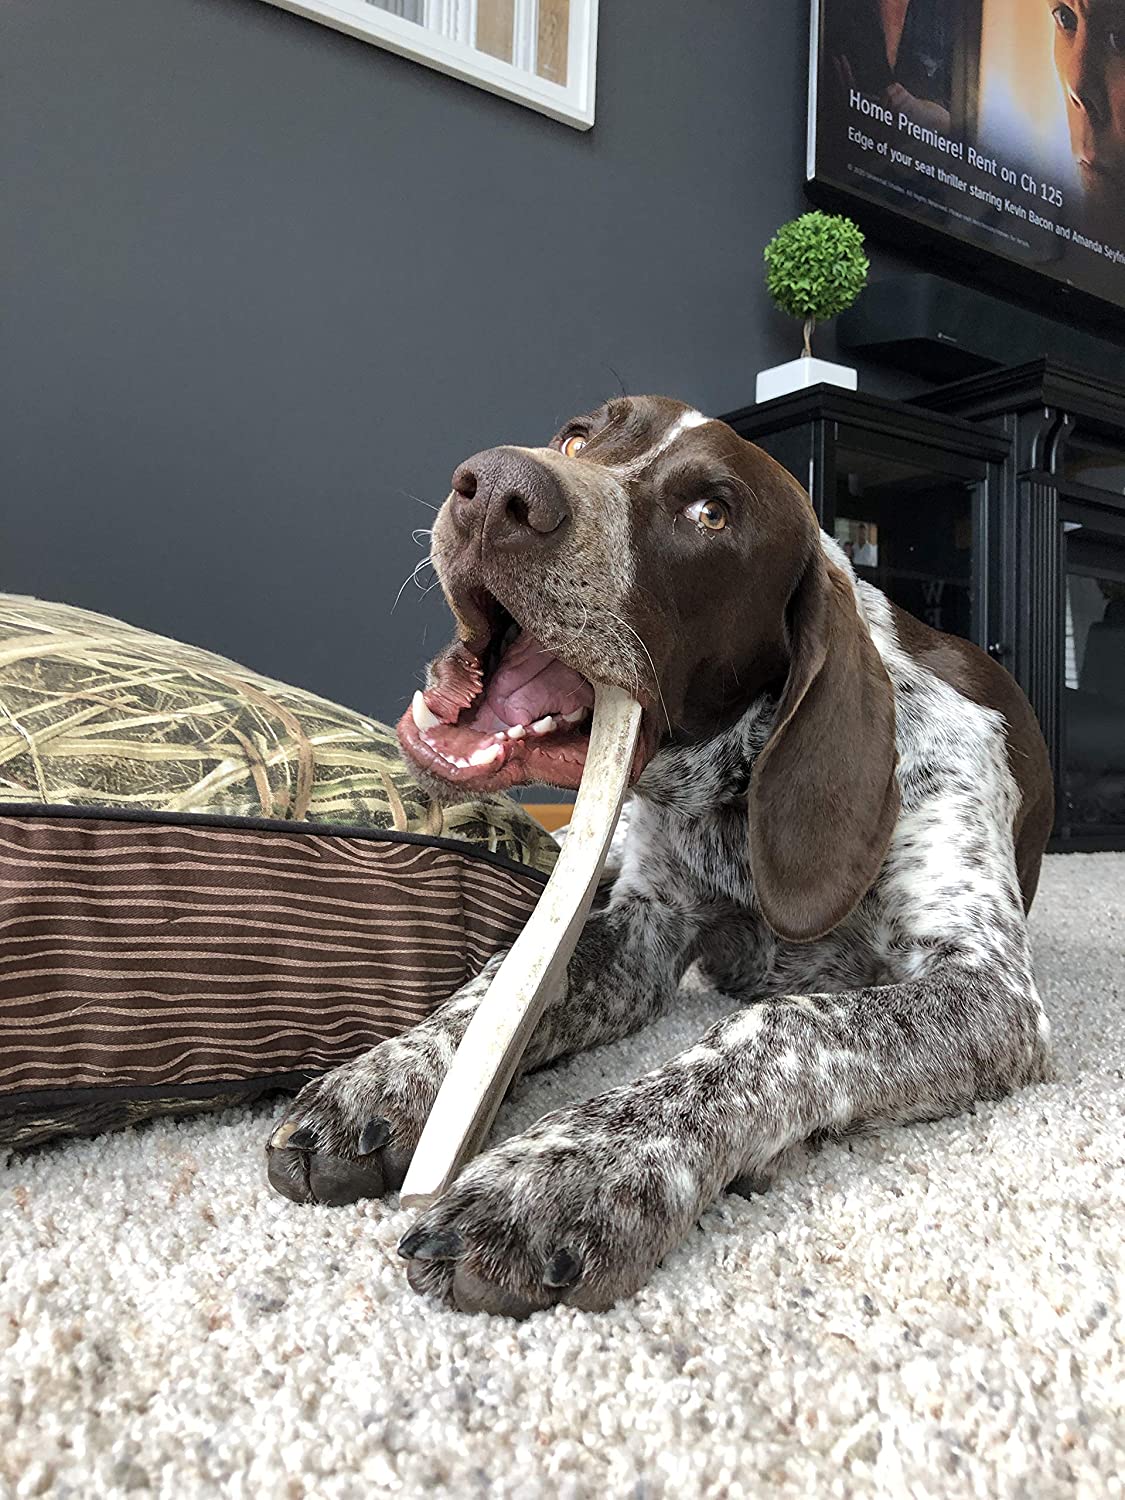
[808,0,1125,316]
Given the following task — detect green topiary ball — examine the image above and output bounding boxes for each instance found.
[764,212,869,324]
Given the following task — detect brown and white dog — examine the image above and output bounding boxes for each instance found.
[267,396,1054,1318]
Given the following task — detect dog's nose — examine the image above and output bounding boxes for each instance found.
[449,448,569,553]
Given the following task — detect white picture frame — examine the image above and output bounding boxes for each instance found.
[259,0,598,130]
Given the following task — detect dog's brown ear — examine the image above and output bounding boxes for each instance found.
[749,544,899,943]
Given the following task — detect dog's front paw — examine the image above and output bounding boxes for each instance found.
[266,1035,441,1207]
[397,1100,698,1317]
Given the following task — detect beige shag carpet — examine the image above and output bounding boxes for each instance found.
[2,853,1123,1499]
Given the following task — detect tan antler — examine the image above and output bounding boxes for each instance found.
[398,684,643,1209]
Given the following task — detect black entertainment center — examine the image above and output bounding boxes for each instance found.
[726,360,1125,851]
[771,3,1125,849]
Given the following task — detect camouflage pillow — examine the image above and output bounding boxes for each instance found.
[0,595,556,1150]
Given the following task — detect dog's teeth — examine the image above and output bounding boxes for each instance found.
[412,690,441,732]
[530,715,557,736]
[560,708,587,725]
[507,724,527,740]
[469,742,503,767]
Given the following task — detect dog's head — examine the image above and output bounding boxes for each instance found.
[398,396,897,939]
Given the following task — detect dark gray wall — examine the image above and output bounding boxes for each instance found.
[2,0,900,720]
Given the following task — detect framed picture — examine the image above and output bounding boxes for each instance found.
[259,0,598,129]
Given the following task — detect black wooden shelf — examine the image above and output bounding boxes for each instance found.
[723,362,1125,852]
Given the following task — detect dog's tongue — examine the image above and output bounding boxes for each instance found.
[463,630,594,733]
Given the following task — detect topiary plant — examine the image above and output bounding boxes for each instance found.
[764,211,869,359]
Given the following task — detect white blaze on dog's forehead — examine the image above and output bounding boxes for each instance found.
[646,407,710,453]
[604,407,711,480]
[668,408,709,436]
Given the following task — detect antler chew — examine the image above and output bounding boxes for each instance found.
[398,683,643,1209]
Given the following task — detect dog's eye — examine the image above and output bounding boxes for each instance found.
[561,433,588,458]
[685,498,728,532]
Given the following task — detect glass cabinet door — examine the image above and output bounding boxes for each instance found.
[752,425,820,510]
[1060,435,1125,495]
[832,444,984,645]
[1061,511,1125,837]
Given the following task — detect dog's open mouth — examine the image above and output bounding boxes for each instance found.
[396,594,650,792]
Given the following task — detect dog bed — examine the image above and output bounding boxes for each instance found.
[0,595,557,1151]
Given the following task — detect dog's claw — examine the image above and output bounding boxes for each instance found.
[286,1125,319,1151]
[543,1247,583,1289]
[399,1227,464,1262]
[358,1118,391,1155]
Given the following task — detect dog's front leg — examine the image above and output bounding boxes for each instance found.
[400,964,1050,1315]
[265,893,698,1205]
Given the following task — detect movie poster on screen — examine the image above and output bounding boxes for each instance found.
[809,0,1125,311]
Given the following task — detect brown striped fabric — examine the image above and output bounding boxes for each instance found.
[0,812,545,1150]
[0,596,557,1152]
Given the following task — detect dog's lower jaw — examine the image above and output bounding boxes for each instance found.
[396,698,660,797]
[396,708,592,795]
[396,751,514,808]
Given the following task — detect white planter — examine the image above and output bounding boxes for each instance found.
[755,355,857,403]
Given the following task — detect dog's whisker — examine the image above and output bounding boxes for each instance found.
[399,489,442,514]
[391,555,436,612]
[603,611,671,735]
[550,603,590,657]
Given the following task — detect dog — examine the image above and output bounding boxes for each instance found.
[267,395,1054,1318]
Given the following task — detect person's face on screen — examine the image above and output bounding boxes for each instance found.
[1049,0,1125,218]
